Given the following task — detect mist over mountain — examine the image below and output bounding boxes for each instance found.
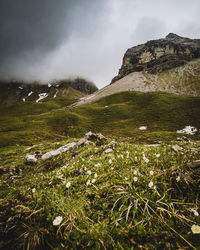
[0,0,200,87]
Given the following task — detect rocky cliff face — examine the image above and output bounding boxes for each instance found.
[111,33,200,83]
[0,77,98,104]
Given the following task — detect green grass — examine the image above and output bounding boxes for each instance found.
[0,89,200,248]
[0,91,200,147]
[49,91,200,143]
[0,137,200,249]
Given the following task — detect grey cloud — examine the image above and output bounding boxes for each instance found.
[0,0,200,88]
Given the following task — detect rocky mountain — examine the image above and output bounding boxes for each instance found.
[0,77,98,104]
[76,34,200,105]
[111,33,200,83]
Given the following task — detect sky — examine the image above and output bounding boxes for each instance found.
[0,0,200,88]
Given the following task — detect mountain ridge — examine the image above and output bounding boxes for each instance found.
[111,33,200,83]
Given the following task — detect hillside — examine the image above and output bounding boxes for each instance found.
[0,77,98,104]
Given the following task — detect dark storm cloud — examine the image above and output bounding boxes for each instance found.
[0,0,200,87]
[0,0,108,80]
[0,0,73,61]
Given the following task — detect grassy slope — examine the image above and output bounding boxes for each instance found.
[1,90,200,148]
[48,91,200,143]
[0,138,200,249]
[0,90,200,249]
[0,87,83,147]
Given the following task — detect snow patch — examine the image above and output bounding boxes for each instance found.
[36,93,48,102]
[48,84,51,87]
[18,86,23,90]
[139,126,147,130]
[176,126,197,135]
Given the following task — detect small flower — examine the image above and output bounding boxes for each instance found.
[32,188,36,193]
[125,177,128,180]
[108,159,112,164]
[53,216,63,226]
[155,154,160,158]
[94,163,101,167]
[120,155,124,159]
[66,182,71,188]
[91,178,96,183]
[176,176,180,182]
[133,170,138,175]
[143,154,149,163]
[86,180,91,186]
[191,225,200,234]
[94,173,98,178]
[148,181,154,188]
[191,209,199,216]
[87,170,92,175]
[133,177,138,182]
[149,170,154,176]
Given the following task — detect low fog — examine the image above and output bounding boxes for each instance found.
[0,0,200,88]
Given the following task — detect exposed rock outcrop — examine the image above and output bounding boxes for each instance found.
[111,33,200,83]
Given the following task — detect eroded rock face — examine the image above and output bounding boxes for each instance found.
[111,33,200,83]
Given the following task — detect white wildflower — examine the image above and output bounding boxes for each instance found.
[66,182,71,188]
[32,188,36,193]
[94,173,98,178]
[191,225,200,234]
[148,181,154,188]
[86,180,91,186]
[133,177,138,182]
[155,154,160,158]
[143,154,149,163]
[125,177,128,180]
[149,170,154,176]
[94,163,101,167]
[87,170,92,175]
[53,216,63,226]
[191,209,199,216]
[176,176,180,182]
[108,159,112,164]
[91,179,96,183]
[133,170,138,175]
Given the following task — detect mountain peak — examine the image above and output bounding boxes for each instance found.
[165,33,182,39]
[111,33,200,83]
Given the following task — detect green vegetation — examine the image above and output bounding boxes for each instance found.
[1,90,200,147]
[0,138,200,249]
[0,90,200,249]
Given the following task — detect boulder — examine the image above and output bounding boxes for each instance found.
[25,154,37,164]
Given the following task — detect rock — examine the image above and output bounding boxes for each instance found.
[77,138,89,146]
[104,148,113,154]
[111,33,200,83]
[41,142,76,160]
[172,145,182,152]
[85,131,106,142]
[25,154,37,164]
